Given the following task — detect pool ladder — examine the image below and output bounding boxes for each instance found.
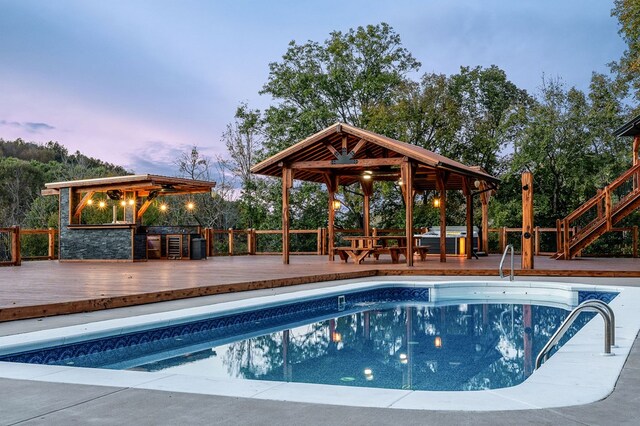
[499,244,514,281]
[535,299,615,370]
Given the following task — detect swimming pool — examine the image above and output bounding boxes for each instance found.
[0,279,638,411]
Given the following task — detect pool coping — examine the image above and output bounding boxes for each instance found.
[0,279,638,411]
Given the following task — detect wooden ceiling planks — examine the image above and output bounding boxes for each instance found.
[251,122,500,192]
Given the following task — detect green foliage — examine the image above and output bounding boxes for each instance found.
[0,139,129,227]
[217,21,636,259]
[612,0,640,104]
[260,22,420,154]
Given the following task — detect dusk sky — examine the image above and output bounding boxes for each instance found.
[0,0,626,176]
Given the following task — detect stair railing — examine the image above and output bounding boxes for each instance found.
[556,162,640,259]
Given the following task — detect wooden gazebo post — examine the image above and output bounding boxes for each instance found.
[326,174,338,261]
[479,183,490,253]
[522,172,534,269]
[464,178,474,260]
[401,158,414,266]
[436,171,448,263]
[361,178,373,237]
[282,165,293,265]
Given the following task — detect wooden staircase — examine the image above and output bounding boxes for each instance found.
[554,163,640,260]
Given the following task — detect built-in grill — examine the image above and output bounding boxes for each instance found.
[418,226,479,255]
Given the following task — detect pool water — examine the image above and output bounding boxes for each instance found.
[130,303,594,391]
[0,284,618,393]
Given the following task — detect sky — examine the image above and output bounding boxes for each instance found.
[0,0,627,176]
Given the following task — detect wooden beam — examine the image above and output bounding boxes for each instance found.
[634,135,640,190]
[521,172,534,269]
[327,174,339,260]
[342,135,348,151]
[137,199,154,220]
[41,188,59,196]
[282,167,292,265]
[350,138,367,155]
[480,183,489,254]
[360,178,373,237]
[465,178,473,260]
[326,144,340,157]
[73,191,95,219]
[401,159,414,267]
[436,171,448,263]
[290,158,403,169]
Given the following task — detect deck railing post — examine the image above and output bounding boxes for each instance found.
[48,228,56,260]
[633,226,638,258]
[252,229,258,255]
[228,228,234,256]
[316,228,322,255]
[604,187,612,231]
[11,226,21,266]
[247,229,253,255]
[206,228,212,257]
[499,227,507,254]
[563,220,570,260]
[556,219,562,255]
[534,226,540,256]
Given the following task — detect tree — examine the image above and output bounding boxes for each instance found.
[445,66,531,177]
[222,104,268,228]
[612,0,640,104]
[261,22,421,154]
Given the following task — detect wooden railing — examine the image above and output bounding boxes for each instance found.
[488,226,638,257]
[202,227,428,257]
[3,224,636,265]
[0,226,21,266]
[1,227,58,266]
[556,162,640,259]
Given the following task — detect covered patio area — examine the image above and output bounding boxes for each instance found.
[251,123,500,266]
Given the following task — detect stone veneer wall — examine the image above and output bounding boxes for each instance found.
[59,189,133,260]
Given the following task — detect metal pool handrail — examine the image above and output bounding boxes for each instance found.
[499,244,514,281]
[535,299,615,370]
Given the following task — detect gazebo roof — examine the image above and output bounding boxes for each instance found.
[614,113,640,137]
[251,123,499,191]
[42,174,216,196]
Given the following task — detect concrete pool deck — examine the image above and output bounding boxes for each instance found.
[1,276,639,425]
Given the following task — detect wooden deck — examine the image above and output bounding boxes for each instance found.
[1,254,639,321]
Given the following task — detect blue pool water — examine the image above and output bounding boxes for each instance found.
[0,287,617,391]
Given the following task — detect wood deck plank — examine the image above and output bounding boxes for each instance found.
[0,254,639,321]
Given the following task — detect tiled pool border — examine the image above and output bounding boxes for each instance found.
[0,279,638,411]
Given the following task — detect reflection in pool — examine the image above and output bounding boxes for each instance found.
[132,303,591,391]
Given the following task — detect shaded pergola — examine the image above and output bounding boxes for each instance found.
[43,174,216,261]
[251,123,500,266]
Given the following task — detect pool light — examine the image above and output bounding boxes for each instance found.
[434,336,443,349]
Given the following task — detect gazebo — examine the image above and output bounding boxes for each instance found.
[251,123,500,266]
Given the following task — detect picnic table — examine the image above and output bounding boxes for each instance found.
[335,235,428,264]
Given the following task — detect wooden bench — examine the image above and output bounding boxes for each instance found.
[334,247,375,264]
[378,246,429,263]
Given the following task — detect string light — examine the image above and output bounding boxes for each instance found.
[159,204,168,212]
[98,200,106,208]
[186,201,195,210]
